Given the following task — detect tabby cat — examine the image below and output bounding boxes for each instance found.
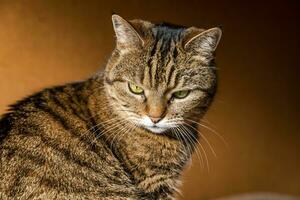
[0,15,221,199]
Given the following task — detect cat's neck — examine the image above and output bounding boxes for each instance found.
[87,78,196,198]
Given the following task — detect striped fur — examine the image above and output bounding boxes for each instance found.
[0,15,221,199]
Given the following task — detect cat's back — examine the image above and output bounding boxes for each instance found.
[0,82,91,144]
[0,82,139,200]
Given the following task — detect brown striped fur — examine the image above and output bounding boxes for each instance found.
[0,15,221,199]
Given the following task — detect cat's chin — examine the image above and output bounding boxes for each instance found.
[144,126,167,134]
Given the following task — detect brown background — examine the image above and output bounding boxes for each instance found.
[0,1,299,199]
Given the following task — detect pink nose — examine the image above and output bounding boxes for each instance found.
[149,117,162,124]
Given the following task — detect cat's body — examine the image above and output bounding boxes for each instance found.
[0,15,222,199]
[0,79,188,199]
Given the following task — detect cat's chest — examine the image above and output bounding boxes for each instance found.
[109,130,187,197]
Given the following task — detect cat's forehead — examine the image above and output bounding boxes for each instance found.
[127,51,215,92]
[110,44,214,92]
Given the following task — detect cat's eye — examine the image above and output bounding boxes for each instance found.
[172,90,190,99]
[128,82,144,95]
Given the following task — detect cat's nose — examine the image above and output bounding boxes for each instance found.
[149,117,162,124]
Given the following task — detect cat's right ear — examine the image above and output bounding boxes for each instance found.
[183,27,222,54]
[112,15,144,51]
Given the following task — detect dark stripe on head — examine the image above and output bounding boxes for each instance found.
[146,40,158,87]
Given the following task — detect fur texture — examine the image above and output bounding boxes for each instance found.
[0,15,221,199]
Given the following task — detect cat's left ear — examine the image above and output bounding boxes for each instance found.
[184,27,222,54]
[112,15,144,50]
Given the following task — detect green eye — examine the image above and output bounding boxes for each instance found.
[173,90,190,99]
[128,83,144,94]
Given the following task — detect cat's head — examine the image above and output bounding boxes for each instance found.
[104,15,221,134]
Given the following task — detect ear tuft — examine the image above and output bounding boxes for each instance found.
[184,27,222,53]
[111,15,144,49]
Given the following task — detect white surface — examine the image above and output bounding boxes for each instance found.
[215,193,300,200]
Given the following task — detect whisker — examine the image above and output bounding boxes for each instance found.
[182,122,217,158]
[185,118,228,147]
[180,125,210,171]
[177,125,204,168]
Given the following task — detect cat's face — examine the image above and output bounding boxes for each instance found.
[104,15,221,134]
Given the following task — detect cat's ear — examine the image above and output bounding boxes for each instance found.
[111,15,144,50]
[184,27,222,54]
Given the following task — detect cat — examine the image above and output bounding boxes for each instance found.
[0,15,221,200]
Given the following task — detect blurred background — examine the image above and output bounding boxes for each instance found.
[0,1,299,199]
